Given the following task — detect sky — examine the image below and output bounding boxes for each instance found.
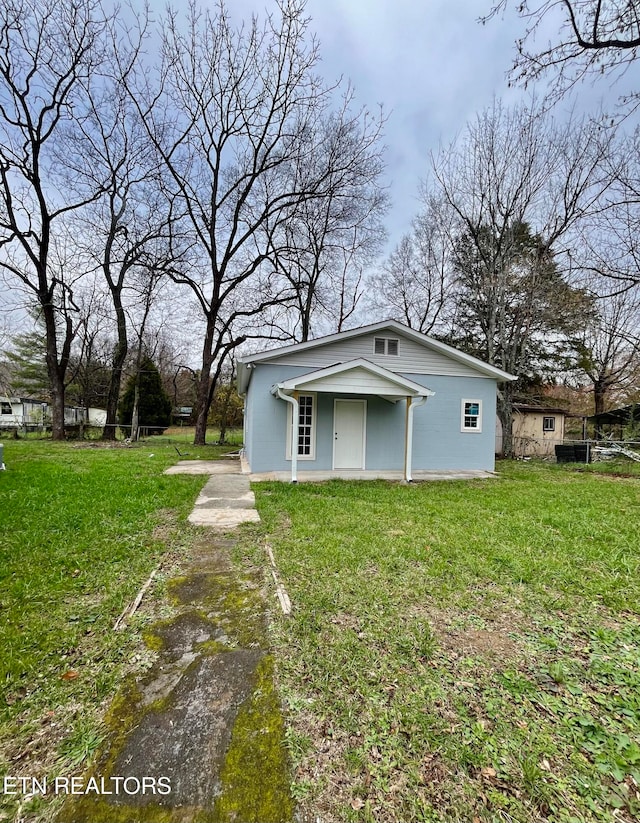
[294,0,526,244]
[195,0,615,253]
[0,0,623,344]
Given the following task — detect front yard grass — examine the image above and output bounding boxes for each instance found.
[252,461,640,823]
[0,436,218,822]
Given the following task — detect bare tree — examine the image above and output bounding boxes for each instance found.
[559,127,640,293]
[428,100,610,455]
[367,200,451,334]
[0,0,110,438]
[46,7,192,441]
[124,0,387,445]
[271,91,388,341]
[483,1,640,107]
[84,93,175,436]
[127,273,160,442]
[570,282,640,421]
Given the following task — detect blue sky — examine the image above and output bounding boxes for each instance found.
[300,0,525,243]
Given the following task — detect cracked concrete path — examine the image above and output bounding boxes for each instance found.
[165,459,261,529]
[57,471,293,823]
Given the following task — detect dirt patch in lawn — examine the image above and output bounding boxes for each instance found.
[439,625,520,659]
[410,603,524,662]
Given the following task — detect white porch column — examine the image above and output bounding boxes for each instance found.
[405,395,427,482]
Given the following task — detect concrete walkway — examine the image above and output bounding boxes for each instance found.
[165,459,261,528]
[58,462,293,823]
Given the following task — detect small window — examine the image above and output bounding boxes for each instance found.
[543,416,556,432]
[1,402,12,415]
[286,394,316,460]
[461,399,482,432]
[373,337,399,355]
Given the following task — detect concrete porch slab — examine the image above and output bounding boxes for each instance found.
[164,459,239,475]
[248,469,496,483]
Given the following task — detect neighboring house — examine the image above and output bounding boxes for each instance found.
[237,320,516,481]
[495,404,567,458]
[64,406,108,428]
[0,396,47,430]
[64,406,85,427]
[0,397,107,430]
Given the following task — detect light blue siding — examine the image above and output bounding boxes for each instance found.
[244,363,498,473]
[410,374,496,471]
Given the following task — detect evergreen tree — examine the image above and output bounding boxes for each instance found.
[5,330,49,398]
[119,357,172,434]
[451,220,593,455]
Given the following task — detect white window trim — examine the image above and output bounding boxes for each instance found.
[373,336,399,356]
[461,398,483,433]
[543,416,556,432]
[285,392,317,460]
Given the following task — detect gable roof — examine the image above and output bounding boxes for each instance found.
[237,320,516,394]
[513,403,568,416]
[272,359,435,402]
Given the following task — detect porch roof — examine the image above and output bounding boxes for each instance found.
[271,358,435,402]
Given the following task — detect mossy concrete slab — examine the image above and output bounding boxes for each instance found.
[111,649,264,808]
[58,537,293,823]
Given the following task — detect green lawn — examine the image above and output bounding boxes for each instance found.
[0,436,229,821]
[2,443,639,823]
[251,461,640,823]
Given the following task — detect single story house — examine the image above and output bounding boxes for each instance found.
[0,397,107,430]
[0,396,47,430]
[495,404,567,458]
[237,320,516,482]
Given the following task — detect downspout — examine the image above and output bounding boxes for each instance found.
[276,387,299,483]
[405,395,428,482]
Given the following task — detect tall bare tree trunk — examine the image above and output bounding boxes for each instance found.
[102,292,128,440]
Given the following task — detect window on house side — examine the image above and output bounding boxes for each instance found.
[1,402,12,415]
[543,416,556,432]
[297,395,313,456]
[461,400,482,432]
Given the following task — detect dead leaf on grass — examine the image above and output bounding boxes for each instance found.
[481,766,497,778]
[60,670,79,681]
[351,797,365,810]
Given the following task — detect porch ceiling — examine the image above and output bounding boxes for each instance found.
[272,358,434,401]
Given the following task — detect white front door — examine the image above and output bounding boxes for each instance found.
[333,399,366,469]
